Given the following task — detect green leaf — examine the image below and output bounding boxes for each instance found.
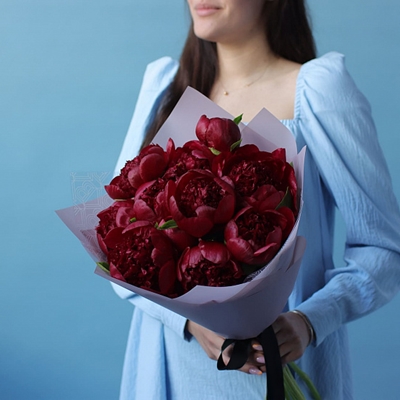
[210,147,221,155]
[233,114,243,125]
[96,262,110,274]
[157,220,178,230]
[276,187,293,210]
[230,138,242,152]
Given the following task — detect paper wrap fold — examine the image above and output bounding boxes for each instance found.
[57,87,306,340]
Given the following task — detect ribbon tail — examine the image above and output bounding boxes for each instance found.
[257,326,285,400]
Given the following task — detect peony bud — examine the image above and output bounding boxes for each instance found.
[195,115,241,153]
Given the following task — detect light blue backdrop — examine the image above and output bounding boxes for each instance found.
[1,1,399,399]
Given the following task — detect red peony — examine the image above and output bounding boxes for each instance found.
[158,218,198,252]
[103,221,178,296]
[225,204,295,266]
[177,241,243,292]
[244,184,287,210]
[133,178,171,223]
[96,200,135,254]
[195,115,241,152]
[169,169,236,238]
[105,142,171,200]
[163,140,214,181]
[217,145,297,213]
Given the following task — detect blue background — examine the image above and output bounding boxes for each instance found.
[1,1,399,398]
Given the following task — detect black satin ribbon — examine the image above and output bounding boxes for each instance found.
[217,325,284,400]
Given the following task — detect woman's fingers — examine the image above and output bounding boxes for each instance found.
[187,321,270,375]
[222,341,266,374]
[237,341,265,374]
[216,337,267,375]
[214,310,312,373]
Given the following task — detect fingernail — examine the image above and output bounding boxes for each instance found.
[256,356,265,364]
[252,344,262,351]
[249,367,262,375]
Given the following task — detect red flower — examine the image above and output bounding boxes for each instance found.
[169,169,236,237]
[105,143,171,200]
[195,115,241,152]
[96,200,135,254]
[104,221,178,296]
[225,205,295,266]
[178,241,243,292]
[133,178,171,222]
[163,140,214,181]
[218,145,297,213]
[245,184,286,210]
[160,221,198,252]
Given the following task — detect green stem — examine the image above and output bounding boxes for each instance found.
[284,377,295,400]
[288,362,321,400]
[284,365,306,400]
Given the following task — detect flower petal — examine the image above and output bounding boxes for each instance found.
[199,241,230,264]
[226,237,255,264]
[140,153,167,182]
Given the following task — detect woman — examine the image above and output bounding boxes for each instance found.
[113,1,400,399]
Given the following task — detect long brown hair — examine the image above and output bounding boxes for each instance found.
[144,0,316,146]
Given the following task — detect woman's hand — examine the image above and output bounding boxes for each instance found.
[272,312,311,364]
[186,320,266,375]
[186,311,311,373]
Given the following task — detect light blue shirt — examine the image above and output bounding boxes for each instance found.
[112,52,400,400]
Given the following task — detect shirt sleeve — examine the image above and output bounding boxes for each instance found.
[114,57,179,173]
[295,52,400,345]
[111,57,188,340]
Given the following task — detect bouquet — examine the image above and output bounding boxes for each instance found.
[97,113,298,297]
[57,87,319,400]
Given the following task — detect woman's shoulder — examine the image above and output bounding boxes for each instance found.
[142,56,179,88]
[297,52,369,112]
[300,52,349,86]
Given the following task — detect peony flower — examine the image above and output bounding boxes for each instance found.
[177,241,243,292]
[159,220,198,252]
[96,200,135,254]
[244,184,286,210]
[103,221,178,296]
[133,178,171,223]
[169,169,236,238]
[217,145,297,213]
[225,204,295,266]
[105,142,172,200]
[163,140,214,181]
[195,115,241,153]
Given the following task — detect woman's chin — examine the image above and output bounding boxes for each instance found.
[192,27,220,43]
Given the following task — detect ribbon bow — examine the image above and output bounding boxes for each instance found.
[217,325,284,400]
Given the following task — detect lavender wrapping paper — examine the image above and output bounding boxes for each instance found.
[57,87,306,339]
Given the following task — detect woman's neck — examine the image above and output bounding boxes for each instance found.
[215,37,279,87]
[210,36,300,122]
